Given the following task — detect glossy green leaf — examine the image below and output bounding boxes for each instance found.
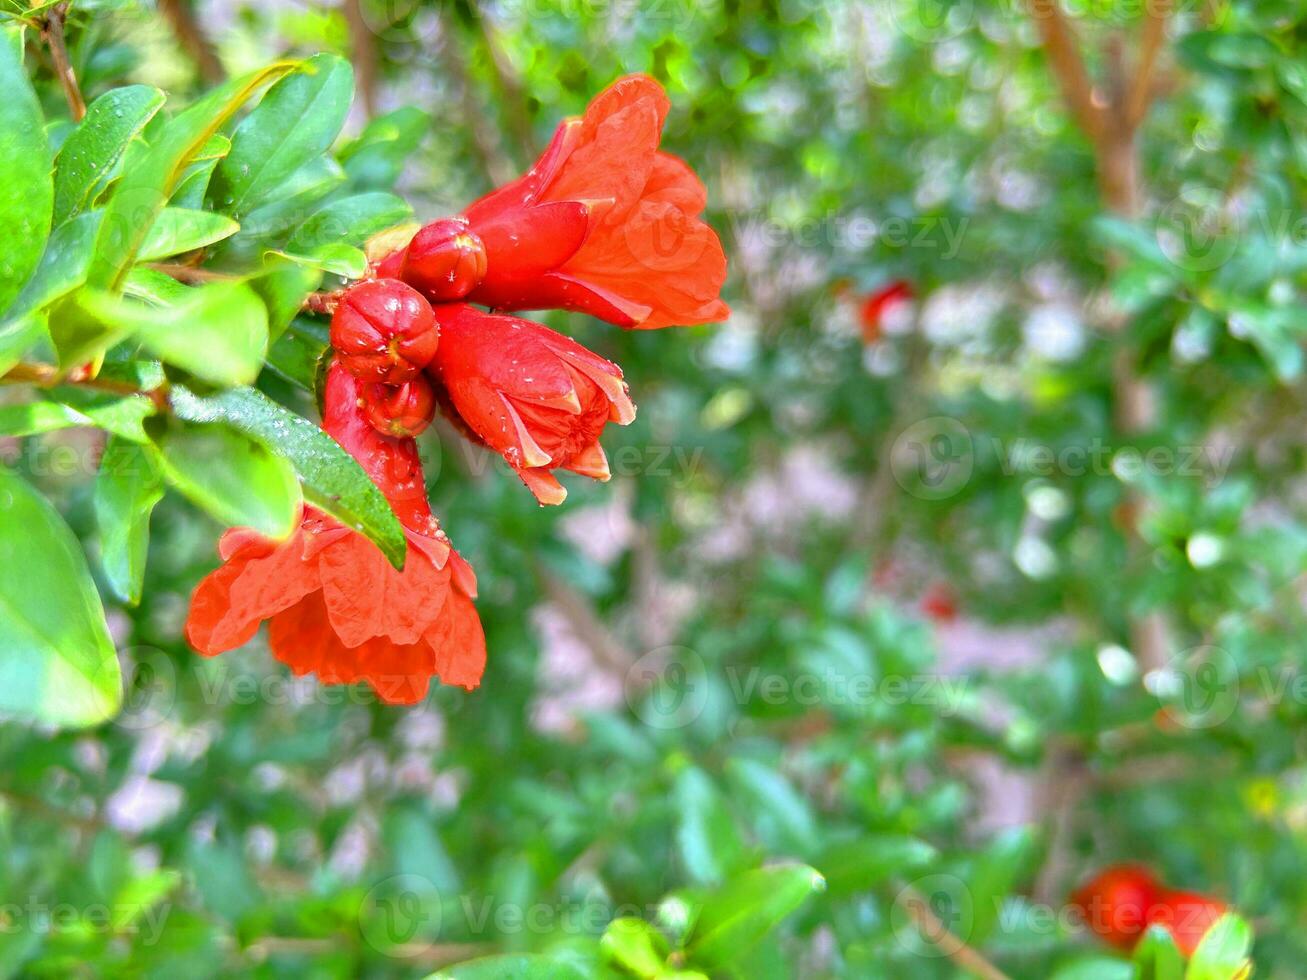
[338,106,428,190]
[79,277,268,386]
[52,85,165,225]
[169,385,407,568]
[94,436,164,605]
[3,210,100,324]
[137,208,240,262]
[153,421,301,539]
[209,53,353,218]
[269,243,367,278]
[88,62,295,291]
[684,864,824,971]
[0,311,46,377]
[1186,913,1253,980]
[170,133,231,209]
[265,316,328,389]
[0,465,121,728]
[0,23,54,315]
[0,393,152,441]
[285,191,412,253]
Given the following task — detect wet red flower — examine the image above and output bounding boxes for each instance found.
[185,363,485,704]
[400,217,488,301]
[363,375,436,439]
[426,303,635,505]
[859,279,914,343]
[391,74,729,329]
[330,278,438,384]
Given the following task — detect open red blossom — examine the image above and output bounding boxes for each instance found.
[185,364,485,704]
[426,303,635,505]
[394,74,729,329]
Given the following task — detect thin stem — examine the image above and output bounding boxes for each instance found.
[1,361,169,411]
[897,885,1014,980]
[157,0,224,84]
[342,0,378,116]
[1027,0,1107,143]
[1127,0,1172,127]
[39,2,85,121]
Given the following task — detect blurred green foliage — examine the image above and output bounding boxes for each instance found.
[2,0,1306,976]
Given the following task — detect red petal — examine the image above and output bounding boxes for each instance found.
[317,532,451,647]
[425,589,487,690]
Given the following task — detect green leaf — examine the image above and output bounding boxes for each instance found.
[816,835,938,897]
[425,955,588,980]
[210,53,354,218]
[684,864,825,971]
[674,765,745,886]
[0,394,152,440]
[3,210,100,324]
[0,23,54,316]
[253,259,323,343]
[78,277,268,386]
[169,385,407,568]
[601,918,670,978]
[1134,926,1184,980]
[285,191,412,252]
[269,242,367,278]
[88,62,295,291]
[338,106,429,190]
[726,758,820,856]
[0,465,121,728]
[153,421,301,539]
[265,316,328,389]
[1185,913,1253,980]
[52,84,165,225]
[94,436,164,605]
[1050,958,1136,980]
[0,311,46,377]
[137,208,240,262]
[170,133,231,209]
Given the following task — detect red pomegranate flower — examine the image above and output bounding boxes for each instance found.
[393,74,729,330]
[185,364,485,704]
[859,279,914,343]
[1069,864,1227,958]
[426,303,635,505]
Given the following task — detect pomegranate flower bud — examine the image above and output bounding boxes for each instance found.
[330,278,439,384]
[364,376,436,438]
[427,304,636,506]
[401,217,489,301]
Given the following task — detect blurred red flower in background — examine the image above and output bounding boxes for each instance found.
[1069,863,1227,958]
